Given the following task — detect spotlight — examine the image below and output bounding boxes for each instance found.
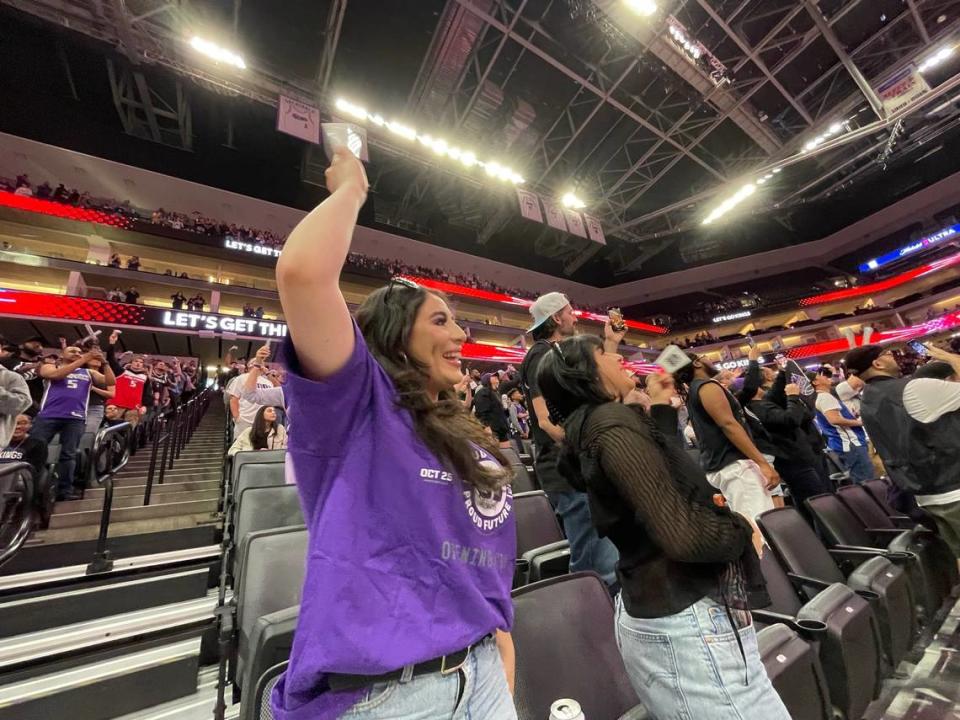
[561,192,586,209]
[625,0,657,17]
[189,36,246,69]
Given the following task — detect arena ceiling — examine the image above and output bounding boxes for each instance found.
[2,0,960,287]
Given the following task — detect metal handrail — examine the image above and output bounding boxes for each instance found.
[0,462,37,569]
[86,422,133,575]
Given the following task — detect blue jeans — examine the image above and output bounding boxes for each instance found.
[341,637,516,719]
[614,595,790,720]
[840,445,873,484]
[29,416,85,495]
[547,490,619,586]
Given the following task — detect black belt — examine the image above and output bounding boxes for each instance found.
[326,635,491,692]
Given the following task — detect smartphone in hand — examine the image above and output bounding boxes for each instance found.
[607,307,627,333]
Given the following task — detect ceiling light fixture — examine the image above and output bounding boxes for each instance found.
[189,36,246,70]
[702,183,756,225]
[799,118,851,154]
[624,0,657,17]
[918,45,956,73]
[334,97,524,185]
[561,192,586,209]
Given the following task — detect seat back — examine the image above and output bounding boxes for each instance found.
[502,448,538,494]
[240,660,286,720]
[513,491,564,557]
[757,552,802,616]
[757,508,845,590]
[836,486,895,530]
[231,449,286,486]
[756,624,831,720]
[233,485,304,575]
[511,573,642,720]
[862,479,898,516]
[235,526,308,689]
[796,583,882,719]
[234,462,287,503]
[805,493,874,548]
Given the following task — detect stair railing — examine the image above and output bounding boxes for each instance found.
[86,422,133,575]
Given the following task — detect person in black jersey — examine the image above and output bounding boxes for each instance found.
[520,292,619,587]
[473,373,510,447]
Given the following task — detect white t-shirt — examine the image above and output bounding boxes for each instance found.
[835,381,861,416]
[900,377,960,507]
[815,392,863,450]
[226,372,274,433]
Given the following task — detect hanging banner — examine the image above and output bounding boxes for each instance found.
[277,95,321,144]
[876,65,930,116]
[516,188,544,223]
[541,198,568,232]
[583,214,606,245]
[564,209,587,238]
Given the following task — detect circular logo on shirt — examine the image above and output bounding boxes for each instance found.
[462,457,513,534]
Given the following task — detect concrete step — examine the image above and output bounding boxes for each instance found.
[113,472,221,487]
[28,512,220,546]
[121,459,222,472]
[48,498,219,529]
[84,479,221,499]
[53,489,221,513]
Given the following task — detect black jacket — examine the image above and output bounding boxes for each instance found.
[563,401,757,618]
[472,387,509,439]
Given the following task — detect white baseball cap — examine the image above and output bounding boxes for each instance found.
[527,292,571,332]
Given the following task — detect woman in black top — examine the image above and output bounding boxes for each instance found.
[537,335,789,720]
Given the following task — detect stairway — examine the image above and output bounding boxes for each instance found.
[0,396,236,720]
[24,405,225,547]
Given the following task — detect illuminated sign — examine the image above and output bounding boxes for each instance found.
[223,238,282,258]
[859,223,960,273]
[160,311,287,338]
[718,358,761,370]
[712,310,752,323]
[802,248,960,307]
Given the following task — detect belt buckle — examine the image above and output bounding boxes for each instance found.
[439,645,469,675]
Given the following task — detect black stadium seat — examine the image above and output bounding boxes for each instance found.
[806,493,942,622]
[231,484,304,579]
[757,507,916,668]
[511,573,644,720]
[752,550,882,720]
[837,485,958,606]
[231,526,307,696]
[501,447,538,493]
[756,623,832,720]
[512,491,569,586]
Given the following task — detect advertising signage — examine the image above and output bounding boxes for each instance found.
[0,288,288,340]
[859,223,960,273]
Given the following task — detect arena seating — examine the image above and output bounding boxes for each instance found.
[758,506,917,668]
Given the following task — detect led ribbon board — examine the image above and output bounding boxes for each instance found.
[399,275,669,335]
[858,223,960,273]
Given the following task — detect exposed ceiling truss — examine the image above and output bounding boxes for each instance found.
[3,0,960,280]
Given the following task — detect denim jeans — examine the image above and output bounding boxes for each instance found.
[85,405,104,434]
[840,445,874,484]
[341,637,517,719]
[546,490,619,586]
[29,416,85,495]
[614,595,790,720]
[775,461,833,523]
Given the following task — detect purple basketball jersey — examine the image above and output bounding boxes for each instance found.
[38,368,92,420]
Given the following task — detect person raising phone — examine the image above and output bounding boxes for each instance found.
[272,148,517,720]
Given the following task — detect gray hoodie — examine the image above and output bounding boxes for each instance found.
[0,367,31,446]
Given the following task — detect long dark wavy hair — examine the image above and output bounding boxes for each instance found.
[356,282,507,491]
[250,406,278,450]
[535,335,613,425]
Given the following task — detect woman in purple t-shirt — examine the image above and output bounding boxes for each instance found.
[273,147,517,720]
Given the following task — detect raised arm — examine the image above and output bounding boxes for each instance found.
[105,331,123,376]
[276,148,369,380]
[39,353,90,381]
[595,422,753,563]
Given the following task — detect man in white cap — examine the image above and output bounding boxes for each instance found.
[519,292,620,587]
